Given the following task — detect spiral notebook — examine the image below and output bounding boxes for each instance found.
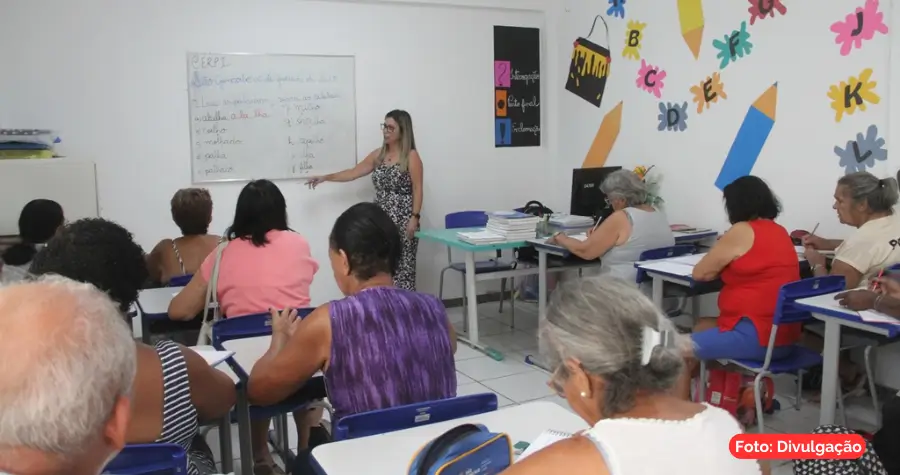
[517,430,573,461]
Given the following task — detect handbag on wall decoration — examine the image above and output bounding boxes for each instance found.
[566,15,612,108]
[196,240,227,346]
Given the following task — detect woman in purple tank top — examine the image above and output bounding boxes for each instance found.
[249,202,457,474]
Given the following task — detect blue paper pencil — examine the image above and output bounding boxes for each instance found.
[715,83,778,190]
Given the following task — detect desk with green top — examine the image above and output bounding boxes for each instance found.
[416,228,604,359]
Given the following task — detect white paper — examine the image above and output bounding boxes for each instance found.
[194,349,234,367]
[668,254,705,266]
[637,261,696,277]
[518,430,573,461]
[857,310,900,325]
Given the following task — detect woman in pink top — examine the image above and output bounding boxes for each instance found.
[169,179,320,475]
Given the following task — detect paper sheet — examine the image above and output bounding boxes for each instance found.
[668,254,705,266]
[857,310,900,325]
[638,261,696,277]
[194,349,234,367]
[518,430,573,461]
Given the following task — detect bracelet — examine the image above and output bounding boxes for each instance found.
[874,295,884,312]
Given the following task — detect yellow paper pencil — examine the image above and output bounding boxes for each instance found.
[677,0,704,60]
[582,101,624,168]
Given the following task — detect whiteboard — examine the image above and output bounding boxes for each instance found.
[0,159,99,235]
[186,53,357,183]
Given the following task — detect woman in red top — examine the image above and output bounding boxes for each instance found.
[676,176,799,399]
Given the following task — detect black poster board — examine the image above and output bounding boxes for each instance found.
[493,26,541,147]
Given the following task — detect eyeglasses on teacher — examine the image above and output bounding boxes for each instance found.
[380,123,396,132]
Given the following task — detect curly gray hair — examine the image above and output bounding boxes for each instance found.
[539,276,687,417]
[599,170,649,207]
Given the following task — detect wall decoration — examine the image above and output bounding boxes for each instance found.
[566,16,612,108]
[677,0,704,60]
[715,83,777,190]
[748,0,787,25]
[830,0,888,56]
[582,101,623,168]
[834,125,887,174]
[713,21,753,69]
[622,20,647,60]
[607,0,626,19]
[636,60,666,98]
[827,68,879,122]
[493,26,541,147]
[657,102,689,132]
[689,72,727,113]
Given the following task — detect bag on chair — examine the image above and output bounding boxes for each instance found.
[408,424,512,475]
[196,240,227,346]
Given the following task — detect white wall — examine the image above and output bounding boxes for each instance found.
[0,0,554,304]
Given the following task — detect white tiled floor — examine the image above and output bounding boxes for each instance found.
[207,300,880,474]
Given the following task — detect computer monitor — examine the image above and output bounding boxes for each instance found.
[570,166,622,222]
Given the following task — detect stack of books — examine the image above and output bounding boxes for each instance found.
[485,211,540,241]
[549,214,594,228]
[456,230,506,245]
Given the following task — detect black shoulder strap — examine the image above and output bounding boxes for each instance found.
[416,424,482,475]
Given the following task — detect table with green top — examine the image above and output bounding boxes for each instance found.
[416,228,534,360]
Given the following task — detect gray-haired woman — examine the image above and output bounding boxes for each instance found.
[501,277,766,475]
[549,170,674,282]
[803,171,900,288]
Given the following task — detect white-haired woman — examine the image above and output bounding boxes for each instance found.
[549,170,673,282]
[305,109,423,291]
[502,277,766,475]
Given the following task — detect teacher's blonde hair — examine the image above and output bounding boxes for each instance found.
[378,109,417,172]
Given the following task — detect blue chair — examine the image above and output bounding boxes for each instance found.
[167,274,193,287]
[332,393,499,441]
[211,308,325,463]
[702,275,846,434]
[439,211,518,330]
[103,443,187,474]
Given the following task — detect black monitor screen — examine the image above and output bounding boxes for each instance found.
[570,166,622,221]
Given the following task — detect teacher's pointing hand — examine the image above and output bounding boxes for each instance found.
[305,176,326,189]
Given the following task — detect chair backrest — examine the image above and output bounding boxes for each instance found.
[445,211,488,229]
[635,245,697,283]
[103,443,188,474]
[211,307,316,348]
[167,274,193,287]
[773,275,846,325]
[333,393,499,441]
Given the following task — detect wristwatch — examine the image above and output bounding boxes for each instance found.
[412,213,421,220]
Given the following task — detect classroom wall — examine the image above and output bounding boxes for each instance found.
[554,0,900,389]
[0,0,554,304]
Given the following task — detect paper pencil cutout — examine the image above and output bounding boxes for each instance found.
[678,0,704,60]
[582,101,623,168]
[715,83,777,190]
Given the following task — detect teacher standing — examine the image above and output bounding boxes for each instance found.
[306,110,423,290]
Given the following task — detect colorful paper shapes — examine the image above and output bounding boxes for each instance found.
[657,102,689,132]
[748,0,787,25]
[494,61,511,87]
[689,72,727,114]
[713,21,753,70]
[582,101,623,168]
[830,0,888,56]
[622,20,647,60]
[607,0,626,19]
[566,38,612,108]
[715,83,777,190]
[827,68,880,122]
[495,118,512,146]
[677,0,704,60]
[835,125,887,174]
[636,60,666,98]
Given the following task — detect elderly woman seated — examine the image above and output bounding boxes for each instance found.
[548,169,673,282]
[146,188,221,286]
[502,277,765,475]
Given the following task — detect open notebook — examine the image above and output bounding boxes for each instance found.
[517,430,573,461]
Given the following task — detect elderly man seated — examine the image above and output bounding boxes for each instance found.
[0,276,136,475]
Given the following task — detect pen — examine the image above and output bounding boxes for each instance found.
[809,223,819,241]
[872,268,885,291]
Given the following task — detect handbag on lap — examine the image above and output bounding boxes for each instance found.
[408,424,512,475]
[196,240,227,346]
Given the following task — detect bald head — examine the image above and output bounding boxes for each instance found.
[0,276,136,472]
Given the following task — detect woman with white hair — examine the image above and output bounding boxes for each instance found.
[502,277,766,475]
[549,170,674,282]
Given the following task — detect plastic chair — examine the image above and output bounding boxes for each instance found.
[439,211,518,330]
[701,275,846,434]
[167,274,193,287]
[211,308,329,462]
[332,393,499,441]
[103,443,188,474]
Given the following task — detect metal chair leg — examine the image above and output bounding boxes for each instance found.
[438,268,448,301]
[461,274,468,333]
[837,384,847,426]
[698,360,707,402]
[753,373,766,434]
[864,345,881,428]
[499,278,507,313]
[510,277,516,329]
[796,371,804,410]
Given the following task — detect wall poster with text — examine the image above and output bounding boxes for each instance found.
[493,25,541,147]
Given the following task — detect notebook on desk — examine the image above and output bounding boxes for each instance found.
[517,430,573,461]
